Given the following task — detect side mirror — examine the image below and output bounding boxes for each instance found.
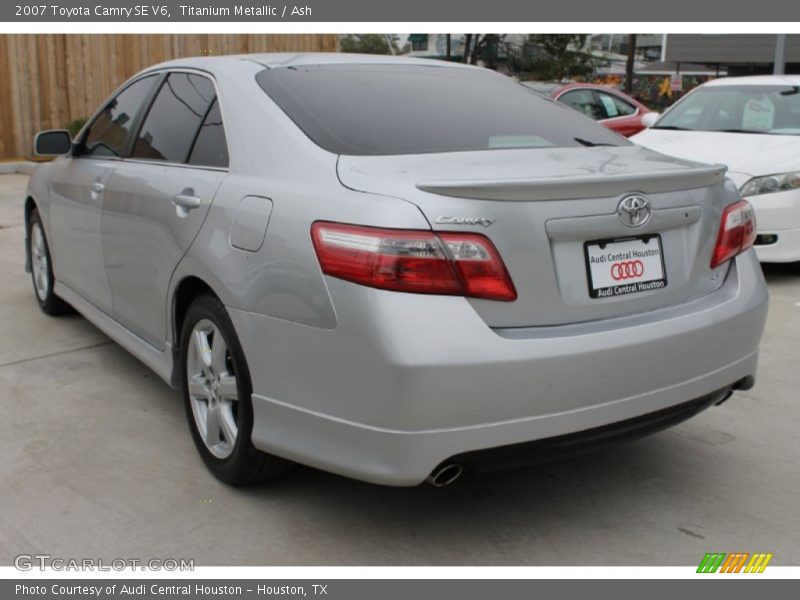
[640,112,660,128]
[34,130,72,156]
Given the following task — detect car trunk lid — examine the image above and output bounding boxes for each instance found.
[337,145,733,328]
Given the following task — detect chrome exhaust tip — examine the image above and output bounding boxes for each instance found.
[714,389,735,406]
[426,463,463,487]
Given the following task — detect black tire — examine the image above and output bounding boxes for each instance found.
[28,208,72,316]
[180,293,293,486]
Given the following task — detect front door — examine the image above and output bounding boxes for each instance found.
[47,74,159,312]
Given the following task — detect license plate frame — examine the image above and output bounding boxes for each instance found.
[583,235,668,299]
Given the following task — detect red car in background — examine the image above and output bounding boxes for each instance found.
[523,82,654,137]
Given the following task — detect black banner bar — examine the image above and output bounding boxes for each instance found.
[3,0,800,22]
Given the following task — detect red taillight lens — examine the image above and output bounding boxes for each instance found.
[711,200,757,269]
[311,222,517,301]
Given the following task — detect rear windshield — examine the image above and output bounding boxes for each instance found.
[256,64,627,155]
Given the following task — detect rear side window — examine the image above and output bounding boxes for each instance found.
[559,89,605,120]
[597,91,637,118]
[256,65,626,155]
[132,73,216,163]
[82,75,158,157]
[188,99,229,168]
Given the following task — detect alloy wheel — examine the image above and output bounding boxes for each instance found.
[30,222,50,302]
[186,318,240,459]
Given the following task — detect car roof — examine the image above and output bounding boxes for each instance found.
[703,75,800,87]
[145,52,475,72]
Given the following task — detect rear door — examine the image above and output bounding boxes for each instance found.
[47,74,159,312]
[102,71,228,347]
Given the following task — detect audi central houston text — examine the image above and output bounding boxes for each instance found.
[25,54,767,487]
[15,585,249,597]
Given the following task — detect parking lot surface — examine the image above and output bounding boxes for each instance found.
[1,173,798,565]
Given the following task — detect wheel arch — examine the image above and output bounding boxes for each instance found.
[24,195,37,225]
[172,275,223,349]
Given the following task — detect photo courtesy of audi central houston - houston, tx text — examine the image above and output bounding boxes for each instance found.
[0,29,798,575]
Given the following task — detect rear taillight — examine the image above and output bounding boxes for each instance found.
[711,200,757,269]
[310,222,517,301]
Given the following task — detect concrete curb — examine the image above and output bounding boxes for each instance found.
[0,162,38,175]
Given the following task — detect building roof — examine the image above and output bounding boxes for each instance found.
[665,34,800,65]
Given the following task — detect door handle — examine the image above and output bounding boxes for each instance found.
[172,192,202,210]
[172,189,202,217]
[90,181,104,201]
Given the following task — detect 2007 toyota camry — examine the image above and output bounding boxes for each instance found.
[25,54,768,487]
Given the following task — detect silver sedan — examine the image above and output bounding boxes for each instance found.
[25,54,768,487]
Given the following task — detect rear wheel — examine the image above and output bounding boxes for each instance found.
[180,293,292,485]
[28,209,71,315]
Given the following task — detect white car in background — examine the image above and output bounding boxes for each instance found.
[633,75,800,263]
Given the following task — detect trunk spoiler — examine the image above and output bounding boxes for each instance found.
[415,165,727,201]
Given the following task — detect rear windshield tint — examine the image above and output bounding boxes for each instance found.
[256,64,627,155]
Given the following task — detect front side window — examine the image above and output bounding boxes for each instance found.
[257,65,626,155]
[655,85,800,134]
[82,75,158,158]
[132,73,216,162]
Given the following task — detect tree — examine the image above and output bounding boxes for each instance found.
[457,34,505,67]
[462,34,473,63]
[625,34,637,94]
[340,34,401,55]
[516,34,595,80]
[471,34,504,68]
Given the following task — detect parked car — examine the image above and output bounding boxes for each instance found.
[26,54,766,487]
[524,82,653,137]
[632,75,800,263]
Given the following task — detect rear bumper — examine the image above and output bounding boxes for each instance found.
[229,251,768,486]
[451,383,746,476]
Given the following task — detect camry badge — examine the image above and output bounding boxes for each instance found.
[435,216,495,227]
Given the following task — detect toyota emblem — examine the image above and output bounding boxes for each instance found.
[617,194,652,228]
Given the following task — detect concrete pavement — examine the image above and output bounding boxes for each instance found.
[1,173,798,565]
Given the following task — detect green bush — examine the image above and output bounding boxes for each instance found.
[65,117,87,138]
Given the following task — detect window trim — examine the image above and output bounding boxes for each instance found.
[73,67,230,172]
